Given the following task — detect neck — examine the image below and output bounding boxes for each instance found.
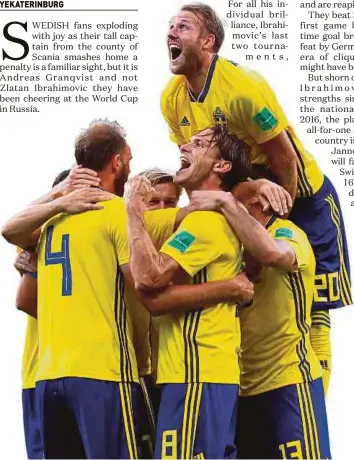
[185,178,221,198]
[186,53,215,96]
[97,171,116,194]
[249,203,273,227]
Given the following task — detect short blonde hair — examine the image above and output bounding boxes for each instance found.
[138,168,183,198]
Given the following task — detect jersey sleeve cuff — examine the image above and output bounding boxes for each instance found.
[159,247,195,278]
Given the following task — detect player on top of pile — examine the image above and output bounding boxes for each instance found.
[161,2,352,393]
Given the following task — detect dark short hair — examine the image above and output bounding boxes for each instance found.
[208,125,251,191]
[181,3,225,52]
[75,119,127,171]
[52,169,70,188]
[138,168,183,198]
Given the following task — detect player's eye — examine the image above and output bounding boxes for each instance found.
[166,201,177,207]
[180,24,188,30]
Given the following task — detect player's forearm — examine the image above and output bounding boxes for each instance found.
[126,201,174,290]
[29,186,61,206]
[261,132,298,203]
[220,198,284,266]
[1,199,63,248]
[16,274,38,319]
[138,279,239,316]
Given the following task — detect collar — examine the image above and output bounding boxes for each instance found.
[265,215,278,230]
[187,54,218,103]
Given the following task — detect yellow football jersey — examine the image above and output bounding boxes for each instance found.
[129,208,180,377]
[239,217,323,396]
[22,316,38,389]
[161,56,324,198]
[36,196,138,383]
[158,211,243,384]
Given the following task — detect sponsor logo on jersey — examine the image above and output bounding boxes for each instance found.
[180,116,191,126]
[213,107,227,124]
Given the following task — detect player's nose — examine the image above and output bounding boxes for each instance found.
[167,26,178,40]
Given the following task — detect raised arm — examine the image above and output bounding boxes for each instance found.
[125,177,181,290]
[190,191,296,271]
[2,187,112,249]
[260,132,297,203]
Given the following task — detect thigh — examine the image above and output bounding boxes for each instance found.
[264,380,331,459]
[36,379,85,459]
[155,383,204,459]
[194,383,239,459]
[66,378,139,460]
[155,383,238,460]
[22,388,43,460]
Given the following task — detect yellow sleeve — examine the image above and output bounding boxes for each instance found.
[144,208,180,250]
[160,85,186,146]
[160,211,224,277]
[271,224,311,271]
[106,199,130,266]
[231,71,287,144]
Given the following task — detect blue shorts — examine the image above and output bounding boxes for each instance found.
[154,382,238,459]
[237,379,331,459]
[22,388,43,459]
[290,175,352,310]
[36,377,148,459]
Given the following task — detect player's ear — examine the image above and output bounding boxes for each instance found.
[112,152,121,171]
[202,33,215,52]
[214,160,232,174]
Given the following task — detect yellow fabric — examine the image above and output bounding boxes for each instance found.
[161,56,324,198]
[158,211,243,384]
[36,197,138,383]
[240,218,323,396]
[310,310,331,395]
[22,317,38,389]
[129,208,180,377]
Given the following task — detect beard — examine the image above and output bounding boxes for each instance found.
[114,173,128,197]
[172,47,203,76]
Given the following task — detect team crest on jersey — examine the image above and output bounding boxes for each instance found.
[168,230,195,253]
[213,107,227,124]
[180,116,190,126]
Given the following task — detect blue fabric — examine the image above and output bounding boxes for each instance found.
[22,388,43,459]
[36,377,145,459]
[154,382,238,459]
[237,378,331,459]
[290,175,352,310]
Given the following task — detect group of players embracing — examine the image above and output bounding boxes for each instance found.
[2,3,351,459]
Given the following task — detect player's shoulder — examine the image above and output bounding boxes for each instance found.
[218,56,268,96]
[218,56,258,80]
[184,210,234,235]
[100,194,125,211]
[161,75,186,104]
[269,217,310,246]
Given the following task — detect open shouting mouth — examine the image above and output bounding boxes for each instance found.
[168,41,183,63]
